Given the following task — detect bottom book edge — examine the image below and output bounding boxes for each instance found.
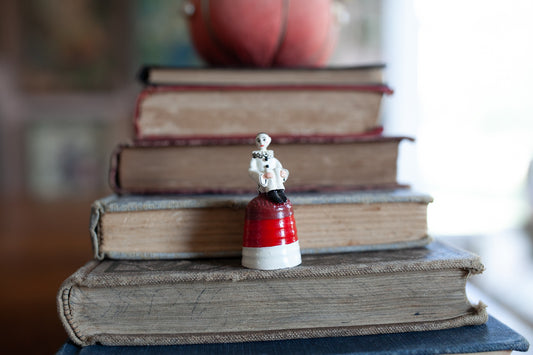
[56,315,530,354]
[101,236,433,260]
[75,304,488,347]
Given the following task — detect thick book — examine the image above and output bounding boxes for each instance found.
[57,242,488,347]
[90,190,432,260]
[133,67,392,140]
[110,135,409,195]
[56,316,529,354]
[138,65,387,86]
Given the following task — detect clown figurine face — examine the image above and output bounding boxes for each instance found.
[255,133,271,151]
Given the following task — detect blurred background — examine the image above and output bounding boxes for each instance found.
[0,0,531,353]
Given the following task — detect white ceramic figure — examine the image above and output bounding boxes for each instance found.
[248,132,289,204]
[242,132,301,270]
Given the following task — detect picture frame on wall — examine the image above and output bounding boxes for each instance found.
[25,119,110,199]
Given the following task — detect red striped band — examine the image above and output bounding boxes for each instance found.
[243,215,298,247]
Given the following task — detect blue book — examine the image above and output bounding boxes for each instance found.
[56,316,528,355]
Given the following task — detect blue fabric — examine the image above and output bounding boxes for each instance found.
[56,316,528,355]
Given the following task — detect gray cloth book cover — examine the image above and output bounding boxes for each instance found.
[91,189,433,260]
[58,242,487,347]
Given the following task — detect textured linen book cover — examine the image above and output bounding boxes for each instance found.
[90,189,433,260]
[58,242,488,347]
[55,316,529,354]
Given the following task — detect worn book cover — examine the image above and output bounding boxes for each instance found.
[133,82,392,140]
[109,135,410,195]
[91,189,432,260]
[56,316,529,354]
[58,242,487,347]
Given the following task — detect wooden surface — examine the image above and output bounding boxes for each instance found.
[0,196,95,354]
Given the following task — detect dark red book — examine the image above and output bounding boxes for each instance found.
[133,66,392,140]
[109,134,410,195]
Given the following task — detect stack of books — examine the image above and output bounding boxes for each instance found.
[57,65,528,354]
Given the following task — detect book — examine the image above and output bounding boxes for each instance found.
[56,316,529,354]
[90,190,432,260]
[133,68,393,139]
[110,135,410,195]
[138,65,387,86]
[58,242,487,347]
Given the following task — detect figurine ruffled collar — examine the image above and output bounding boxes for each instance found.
[252,150,274,160]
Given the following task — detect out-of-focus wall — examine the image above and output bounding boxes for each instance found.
[0,1,384,353]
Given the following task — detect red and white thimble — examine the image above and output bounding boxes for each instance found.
[242,194,301,270]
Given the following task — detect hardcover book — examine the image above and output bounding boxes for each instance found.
[138,65,387,86]
[58,242,487,347]
[56,316,529,354]
[110,135,409,195]
[91,189,432,260]
[133,76,392,139]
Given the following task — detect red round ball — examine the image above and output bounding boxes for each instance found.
[186,0,338,67]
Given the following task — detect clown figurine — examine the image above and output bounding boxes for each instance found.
[242,133,301,270]
[248,132,289,204]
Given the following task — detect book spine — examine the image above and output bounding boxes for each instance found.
[133,90,147,140]
[57,260,101,347]
[108,144,127,195]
